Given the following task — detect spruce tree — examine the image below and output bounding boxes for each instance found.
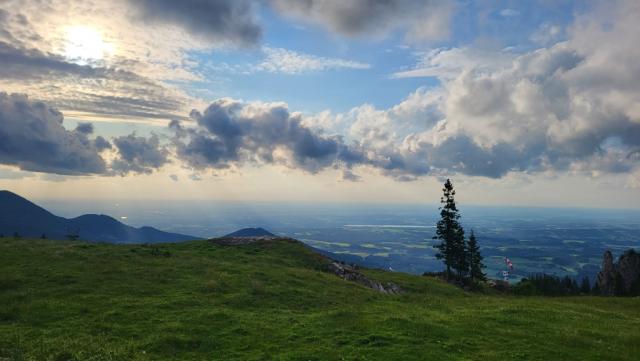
[433,179,465,279]
[467,230,486,281]
[614,273,626,296]
[580,276,591,294]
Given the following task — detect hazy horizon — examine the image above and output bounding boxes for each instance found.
[22,192,640,279]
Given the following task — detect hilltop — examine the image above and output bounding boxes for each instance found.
[0,190,196,243]
[223,227,275,238]
[1,236,639,360]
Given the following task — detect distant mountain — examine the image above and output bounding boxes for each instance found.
[224,227,275,238]
[0,190,196,243]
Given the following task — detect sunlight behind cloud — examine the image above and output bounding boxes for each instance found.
[63,26,114,64]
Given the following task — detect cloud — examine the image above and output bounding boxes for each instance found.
[0,1,204,123]
[1,0,638,184]
[362,0,640,179]
[270,0,454,42]
[392,47,516,80]
[0,41,190,121]
[171,99,366,174]
[75,122,94,134]
[94,136,112,151]
[169,174,179,181]
[0,92,107,175]
[0,93,172,177]
[255,47,370,74]
[129,0,261,47]
[111,133,170,175]
[287,0,640,181]
[0,41,107,80]
[530,22,563,46]
[0,167,35,180]
[499,9,520,17]
[340,169,362,182]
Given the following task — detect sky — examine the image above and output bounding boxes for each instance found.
[1,0,640,208]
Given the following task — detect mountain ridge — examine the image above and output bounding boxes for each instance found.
[0,190,196,243]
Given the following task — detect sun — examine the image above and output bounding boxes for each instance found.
[63,25,113,64]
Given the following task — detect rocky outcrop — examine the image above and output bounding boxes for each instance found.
[328,261,402,295]
[211,235,288,246]
[596,249,640,296]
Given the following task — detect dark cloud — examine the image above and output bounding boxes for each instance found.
[428,137,531,178]
[0,41,104,80]
[131,0,262,46]
[0,92,107,175]
[75,122,94,135]
[0,93,170,177]
[171,99,365,173]
[94,136,112,152]
[111,133,170,175]
[270,0,452,41]
[169,98,546,180]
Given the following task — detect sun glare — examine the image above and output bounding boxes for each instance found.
[63,25,113,63]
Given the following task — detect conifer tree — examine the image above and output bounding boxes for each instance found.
[433,179,465,279]
[580,276,591,294]
[467,230,486,281]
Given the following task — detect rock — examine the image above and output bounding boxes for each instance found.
[596,249,640,296]
[328,261,402,295]
[596,250,616,295]
[211,236,291,246]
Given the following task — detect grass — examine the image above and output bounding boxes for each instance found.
[0,237,639,360]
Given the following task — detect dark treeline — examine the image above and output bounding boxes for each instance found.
[512,274,594,296]
[513,249,640,296]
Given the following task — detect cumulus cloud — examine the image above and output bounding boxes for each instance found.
[170,99,366,174]
[94,136,112,151]
[271,0,453,42]
[129,0,261,47]
[242,0,637,181]
[344,0,640,179]
[0,92,107,175]
[255,47,370,74]
[0,93,171,176]
[111,133,170,175]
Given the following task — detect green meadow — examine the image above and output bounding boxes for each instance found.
[1,237,639,360]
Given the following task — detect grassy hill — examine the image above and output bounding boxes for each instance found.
[1,237,639,360]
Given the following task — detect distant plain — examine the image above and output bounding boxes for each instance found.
[38,200,640,280]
